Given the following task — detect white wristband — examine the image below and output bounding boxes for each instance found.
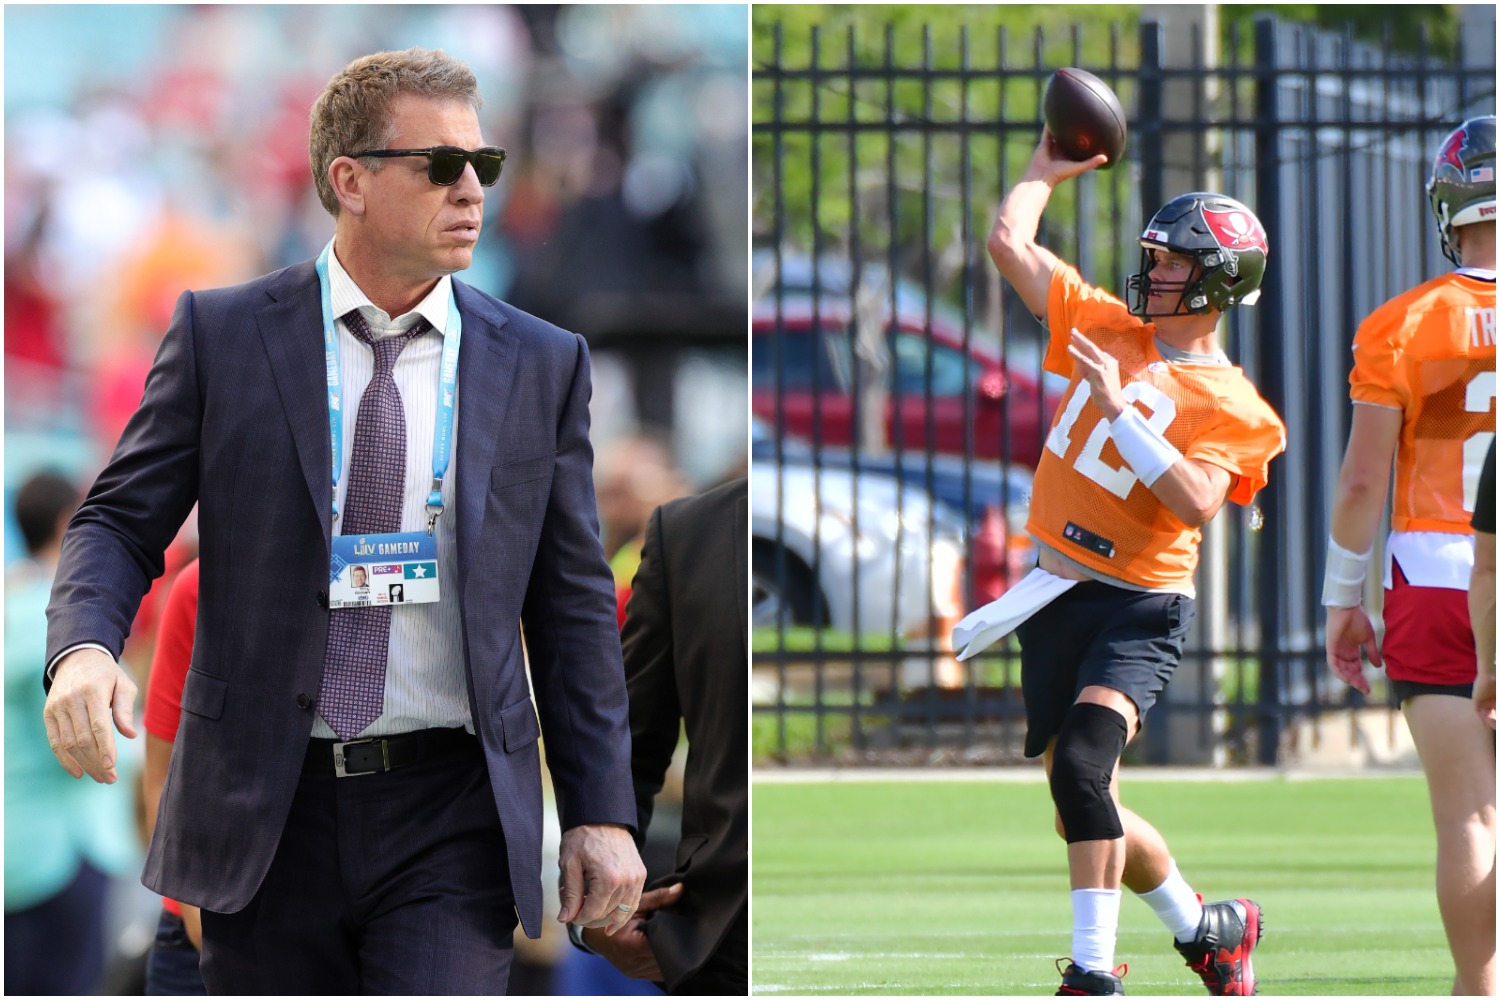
[1108,406,1183,487]
[1320,538,1372,608]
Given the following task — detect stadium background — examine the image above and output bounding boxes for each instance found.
[3,4,747,994]
[749,3,1495,995]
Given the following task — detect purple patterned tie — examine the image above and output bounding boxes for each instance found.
[319,310,429,740]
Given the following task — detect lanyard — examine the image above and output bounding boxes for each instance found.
[316,240,462,535]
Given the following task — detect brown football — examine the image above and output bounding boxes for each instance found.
[1043,67,1127,168]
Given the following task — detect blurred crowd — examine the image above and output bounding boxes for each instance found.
[6,5,747,481]
[5,4,746,994]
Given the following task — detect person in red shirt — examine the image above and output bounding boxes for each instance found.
[142,560,206,996]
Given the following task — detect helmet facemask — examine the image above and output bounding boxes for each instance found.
[1128,246,1214,317]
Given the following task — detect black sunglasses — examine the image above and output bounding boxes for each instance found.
[351,145,507,187]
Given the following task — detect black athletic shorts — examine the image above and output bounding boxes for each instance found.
[1015,581,1194,758]
[1390,680,1474,703]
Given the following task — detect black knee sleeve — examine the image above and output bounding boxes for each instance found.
[1049,702,1129,844]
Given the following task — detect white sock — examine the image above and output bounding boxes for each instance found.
[1071,888,1122,974]
[1136,860,1205,943]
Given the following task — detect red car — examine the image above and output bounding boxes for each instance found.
[752,298,1062,469]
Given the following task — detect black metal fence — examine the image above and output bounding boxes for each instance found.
[750,12,1496,765]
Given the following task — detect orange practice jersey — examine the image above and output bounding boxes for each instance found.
[1029,264,1287,590]
[1350,269,1496,533]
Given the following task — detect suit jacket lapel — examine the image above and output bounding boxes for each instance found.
[258,261,332,547]
[453,281,516,596]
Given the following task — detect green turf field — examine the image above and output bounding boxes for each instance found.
[752,775,1452,996]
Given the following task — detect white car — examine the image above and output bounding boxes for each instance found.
[750,459,964,651]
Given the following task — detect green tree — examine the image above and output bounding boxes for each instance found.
[752,5,1463,305]
[1218,5,1459,61]
[753,6,1141,301]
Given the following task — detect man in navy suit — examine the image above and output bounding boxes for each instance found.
[42,48,645,994]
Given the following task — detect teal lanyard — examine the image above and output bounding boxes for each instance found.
[315,240,462,535]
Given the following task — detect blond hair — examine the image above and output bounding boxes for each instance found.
[308,48,482,216]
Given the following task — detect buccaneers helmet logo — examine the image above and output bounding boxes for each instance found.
[1438,127,1468,172]
[1202,209,1267,252]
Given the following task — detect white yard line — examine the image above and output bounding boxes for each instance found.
[752,766,1422,783]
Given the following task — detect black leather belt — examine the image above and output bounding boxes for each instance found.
[304,727,477,778]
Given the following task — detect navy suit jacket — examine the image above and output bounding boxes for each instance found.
[44,258,637,938]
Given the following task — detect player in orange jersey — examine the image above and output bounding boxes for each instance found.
[954,130,1284,997]
[1323,116,1496,997]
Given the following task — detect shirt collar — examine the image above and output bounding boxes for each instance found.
[326,243,452,337]
[1456,267,1497,282]
[1154,335,1229,366]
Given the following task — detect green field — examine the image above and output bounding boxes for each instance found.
[752,775,1451,996]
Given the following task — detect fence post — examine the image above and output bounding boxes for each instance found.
[1459,4,1497,118]
[1253,16,1286,767]
[1138,10,1225,765]
[1137,22,1164,237]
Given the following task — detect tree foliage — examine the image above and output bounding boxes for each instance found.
[754,7,1141,291]
[1218,5,1459,62]
[751,5,1465,305]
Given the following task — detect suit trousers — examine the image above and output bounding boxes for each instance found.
[199,736,516,994]
[669,903,748,995]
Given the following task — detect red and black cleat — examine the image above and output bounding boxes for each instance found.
[1174,898,1263,996]
[1055,958,1128,996]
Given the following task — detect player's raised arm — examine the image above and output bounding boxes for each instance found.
[986,129,1107,320]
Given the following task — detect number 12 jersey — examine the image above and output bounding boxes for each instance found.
[1028,264,1287,593]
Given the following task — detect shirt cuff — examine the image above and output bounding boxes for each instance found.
[47,643,115,682]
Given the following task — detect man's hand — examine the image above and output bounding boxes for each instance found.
[1025,128,1109,188]
[1474,670,1496,730]
[1066,329,1126,420]
[557,823,646,935]
[42,648,138,782]
[582,882,685,981]
[1325,605,1382,694]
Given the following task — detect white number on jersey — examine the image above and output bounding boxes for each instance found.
[1464,370,1497,513]
[1047,380,1179,499]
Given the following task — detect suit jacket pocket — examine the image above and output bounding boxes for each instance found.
[500,697,541,752]
[180,670,227,721]
[490,452,556,492]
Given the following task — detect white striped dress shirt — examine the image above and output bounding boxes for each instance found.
[318,247,472,738]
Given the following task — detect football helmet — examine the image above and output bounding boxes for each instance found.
[1427,115,1496,265]
[1126,192,1269,318]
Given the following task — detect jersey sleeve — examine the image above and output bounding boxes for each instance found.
[1348,303,1408,409]
[1044,262,1139,378]
[143,561,200,742]
[1474,439,1497,535]
[1186,390,1287,506]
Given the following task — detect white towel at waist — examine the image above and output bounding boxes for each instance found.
[952,567,1079,661]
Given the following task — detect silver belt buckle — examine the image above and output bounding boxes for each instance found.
[332,737,388,778]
